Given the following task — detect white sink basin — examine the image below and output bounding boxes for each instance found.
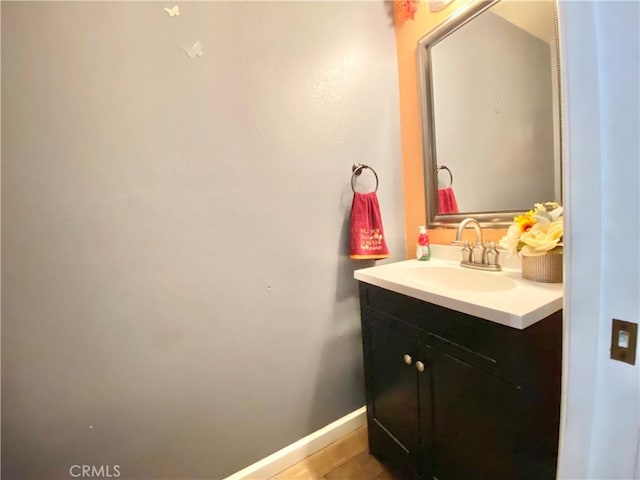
[404,266,517,292]
[354,258,563,329]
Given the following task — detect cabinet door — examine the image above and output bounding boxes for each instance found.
[364,311,420,468]
[431,351,521,480]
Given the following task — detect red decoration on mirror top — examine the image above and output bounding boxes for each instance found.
[396,0,418,20]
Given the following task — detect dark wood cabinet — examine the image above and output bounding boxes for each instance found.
[364,311,427,479]
[431,350,520,479]
[359,283,562,480]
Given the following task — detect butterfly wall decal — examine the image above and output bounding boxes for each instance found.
[182,41,203,59]
[163,5,180,17]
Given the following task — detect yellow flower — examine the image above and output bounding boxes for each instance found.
[514,211,537,233]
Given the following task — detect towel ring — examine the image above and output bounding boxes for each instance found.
[436,165,453,187]
[351,163,379,193]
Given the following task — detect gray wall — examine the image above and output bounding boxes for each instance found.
[431,10,555,212]
[1,2,404,479]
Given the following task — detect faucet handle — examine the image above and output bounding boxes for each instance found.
[461,241,472,263]
[485,242,500,266]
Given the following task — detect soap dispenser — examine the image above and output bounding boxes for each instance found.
[416,226,431,261]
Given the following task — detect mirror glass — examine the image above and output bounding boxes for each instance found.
[418,0,561,227]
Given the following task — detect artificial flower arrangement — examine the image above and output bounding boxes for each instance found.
[499,202,563,257]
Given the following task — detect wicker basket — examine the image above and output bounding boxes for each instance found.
[522,253,563,283]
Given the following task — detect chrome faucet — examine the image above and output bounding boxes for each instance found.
[453,218,501,271]
[455,218,483,245]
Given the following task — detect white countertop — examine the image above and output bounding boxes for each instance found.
[354,254,563,330]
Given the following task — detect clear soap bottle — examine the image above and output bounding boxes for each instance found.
[416,226,431,261]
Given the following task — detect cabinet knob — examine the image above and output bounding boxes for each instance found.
[403,354,413,365]
[416,361,425,372]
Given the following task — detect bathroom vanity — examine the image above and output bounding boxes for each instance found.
[355,259,563,480]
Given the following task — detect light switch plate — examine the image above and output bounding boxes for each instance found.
[611,319,637,365]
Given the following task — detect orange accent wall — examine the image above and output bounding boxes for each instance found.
[393,1,507,256]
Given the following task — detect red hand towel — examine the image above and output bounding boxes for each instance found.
[438,187,459,214]
[350,192,390,260]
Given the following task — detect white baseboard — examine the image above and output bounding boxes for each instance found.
[224,406,367,480]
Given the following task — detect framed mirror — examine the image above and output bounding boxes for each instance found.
[418,0,562,227]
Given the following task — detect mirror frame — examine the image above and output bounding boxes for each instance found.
[417,0,562,228]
